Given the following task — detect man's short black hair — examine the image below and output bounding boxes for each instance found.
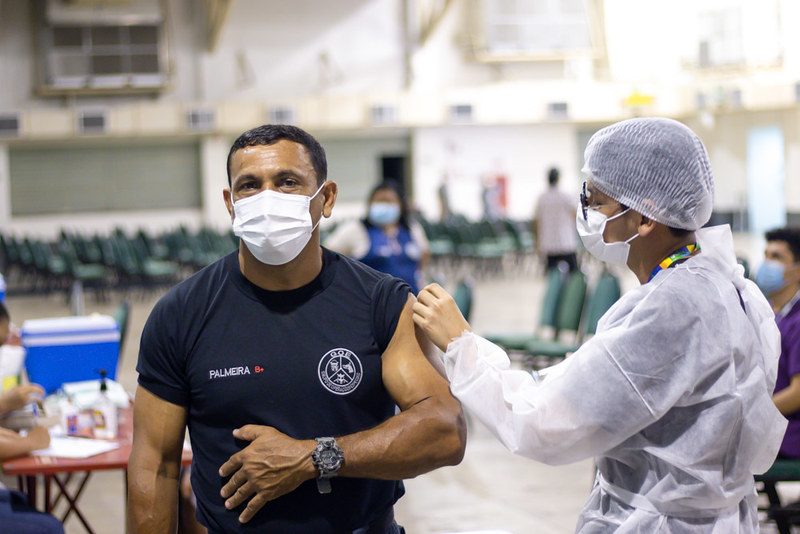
[0,301,9,322]
[226,125,327,186]
[766,227,800,262]
[547,167,559,186]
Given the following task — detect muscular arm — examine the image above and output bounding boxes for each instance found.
[219,295,466,522]
[336,294,466,478]
[127,386,188,534]
[774,374,800,416]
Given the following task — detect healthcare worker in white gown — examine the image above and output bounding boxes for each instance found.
[413,118,786,533]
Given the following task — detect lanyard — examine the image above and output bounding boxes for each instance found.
[777,289,800,322]
[648,243,700,282]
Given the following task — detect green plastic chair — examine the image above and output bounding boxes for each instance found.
[452,280,473,322]
[112,300,131,363]
[756,459,800,534]
[525,271,620,362]
[484,268,566,351]
[525,271,587,359]
[581,271,621,337]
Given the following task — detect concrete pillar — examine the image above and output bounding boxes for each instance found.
[200,135,232,231]
[0,144,10,231]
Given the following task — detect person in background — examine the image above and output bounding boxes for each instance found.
[412,118,785,532]
[758,227,800,458]
[0,302,50,461]
[325,180,430,293]
[532,167,579,272]
[0,302,63,534]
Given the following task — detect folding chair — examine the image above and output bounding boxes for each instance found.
[756,459,800,534]
[452,279,474,322]
[525,270,620,367]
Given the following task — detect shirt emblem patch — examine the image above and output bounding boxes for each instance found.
[318,348,363,395]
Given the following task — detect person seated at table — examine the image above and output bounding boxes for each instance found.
[0,384,50,461]
[0,302,64,533]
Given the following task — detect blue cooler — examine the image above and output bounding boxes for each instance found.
[22,315,120,394]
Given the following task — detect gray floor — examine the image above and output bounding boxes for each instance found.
[0,244,792,533]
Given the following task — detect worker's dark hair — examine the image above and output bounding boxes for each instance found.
[766,227,800,262]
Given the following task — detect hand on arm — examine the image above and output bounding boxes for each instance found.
[774,374,800,416]
[219,295,466,523]
[127,386,187,534]
[336,294,466,479]
[412,283,471,352]
[218,425,316,523]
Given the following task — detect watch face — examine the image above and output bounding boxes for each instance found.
[320,448,340,468]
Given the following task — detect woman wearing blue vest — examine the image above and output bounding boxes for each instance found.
[325,181,429,293]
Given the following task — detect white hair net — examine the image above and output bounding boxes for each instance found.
[582,117,715,231]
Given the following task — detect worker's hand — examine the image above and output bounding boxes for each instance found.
[412,283,471,352]
[218,425,316,524]
[0,384,44,413]
[24,425,50,451]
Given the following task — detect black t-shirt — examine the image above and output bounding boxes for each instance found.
[137,248,410,533]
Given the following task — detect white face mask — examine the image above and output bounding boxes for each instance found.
[232,184,325,266]
[576,207,638,265]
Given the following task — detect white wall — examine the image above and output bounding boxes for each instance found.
[1,0,800,237]
[200,0,405,101]
[411,124,579,221]
[688,108,800,214]
[0,0,207,110]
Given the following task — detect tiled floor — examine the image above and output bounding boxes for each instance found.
[0,238,792,533]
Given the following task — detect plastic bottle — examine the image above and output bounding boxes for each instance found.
[91,370,118,439]
[59,394,79,436]
[0,273,6,303]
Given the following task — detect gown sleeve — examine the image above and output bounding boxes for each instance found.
[443,283,710,465]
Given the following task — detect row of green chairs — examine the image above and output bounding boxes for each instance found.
[418,216,535,276]
[483,268,621,368]
[0,226,238,296]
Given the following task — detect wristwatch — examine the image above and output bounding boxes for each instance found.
[311,437,344,494]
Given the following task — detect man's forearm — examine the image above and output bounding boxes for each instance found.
[337,395,466,480]
[127,463,181,533]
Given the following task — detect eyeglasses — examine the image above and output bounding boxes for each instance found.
[580,182,626,220]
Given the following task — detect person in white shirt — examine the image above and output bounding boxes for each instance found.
[533,167,579,272]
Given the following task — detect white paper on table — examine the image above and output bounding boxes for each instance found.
[31,436,119,458]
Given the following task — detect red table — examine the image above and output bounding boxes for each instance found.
[1,407,192,533]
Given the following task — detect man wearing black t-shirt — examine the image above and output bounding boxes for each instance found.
[127,125,466,534]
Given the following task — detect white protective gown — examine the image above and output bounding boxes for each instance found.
[444,226,786,533]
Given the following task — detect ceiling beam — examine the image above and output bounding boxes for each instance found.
[205,0,233,53]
